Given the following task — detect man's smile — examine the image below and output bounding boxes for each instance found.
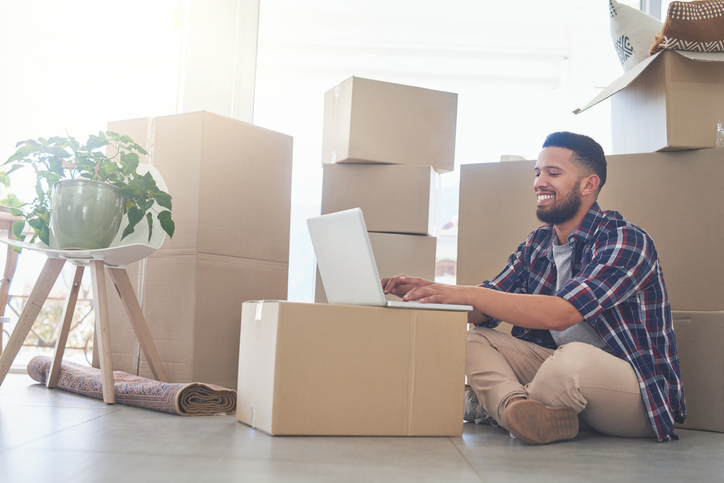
[537,192,555,205]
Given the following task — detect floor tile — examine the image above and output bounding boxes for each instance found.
[3,373,724,483]
[455,423,724,482]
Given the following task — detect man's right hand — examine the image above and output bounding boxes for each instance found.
[381,274,425,299]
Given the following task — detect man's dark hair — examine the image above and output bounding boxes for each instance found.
[542,131,607,190]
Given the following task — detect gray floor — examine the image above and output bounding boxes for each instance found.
[1,372,723,483]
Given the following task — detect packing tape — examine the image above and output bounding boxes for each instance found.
[146,116,156,166]
[255,301,264,322]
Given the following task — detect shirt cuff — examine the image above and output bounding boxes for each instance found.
[557,280,604,323]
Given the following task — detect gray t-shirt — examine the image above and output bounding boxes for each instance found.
[550,240,610,352]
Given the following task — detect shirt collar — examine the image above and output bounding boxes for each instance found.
[543,202,603,262]
[568,202,604,245]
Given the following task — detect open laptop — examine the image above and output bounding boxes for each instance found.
[307,208,473,312]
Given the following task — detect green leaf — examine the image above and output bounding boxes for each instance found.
[158,210,175,238]
[133,175,151,193]
[155,192,172,210]
[38,225,50,246]
[121,205,144,239]
[137,199,154,213]
[5,164,25,175]
[116,184,142,199]
[120,152,139,173]
[12,219,25,238]
[146,212,153,242]
[7,199,26,213]
[27,217,49,246]
[86,131,108,150]
[5,143,41,164]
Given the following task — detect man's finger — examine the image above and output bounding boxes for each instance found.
[398,276,432,287]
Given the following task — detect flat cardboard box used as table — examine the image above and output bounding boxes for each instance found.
[108,111,293,263]
[457,148,724,311]
[236,301,467,436]
[672,311,724,433]
[322,76,457,173]
[104,253,288,390]
[315,232,437,303]
[575,50,724,154]
[321,164,439,236]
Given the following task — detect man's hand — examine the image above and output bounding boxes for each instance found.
[381,274,419,298]
[383,275,470,305]
[383,275,485,324]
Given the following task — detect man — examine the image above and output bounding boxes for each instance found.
[382,132,686,444]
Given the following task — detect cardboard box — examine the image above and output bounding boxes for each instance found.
[672,311,724,433]
[575,50,724,154]
[105,254,288,390]
[236,301,467,436]
[322,77,457,172]
[457,160,538,287]
[108,111,293,263]
[457,148,724,311]
[321,164,439,235]
[315,232,437,303]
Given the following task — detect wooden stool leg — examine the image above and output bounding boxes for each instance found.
[47,265,85,388]
[0,225,20,318]
[0,257,65,386]
[0,239,19,359]
[90,260,115,404]
[107,267,167,382]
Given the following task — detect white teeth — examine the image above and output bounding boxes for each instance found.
[537,194,554,201]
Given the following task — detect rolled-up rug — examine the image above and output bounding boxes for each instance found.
[27,355,236,416]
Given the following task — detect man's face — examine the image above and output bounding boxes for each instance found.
[534,147,584,225]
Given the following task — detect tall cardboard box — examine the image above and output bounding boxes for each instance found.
[322,77,457,172]
[321,164,440,235]
[457,159,538,286]
[108,111,293,263]
[315,232,437,303]
[672,311,724,433]
[237,301,467,436]
[104,254,288,390]
[104,112,293,388]
[457,148,724,311]
[575,50,724,154]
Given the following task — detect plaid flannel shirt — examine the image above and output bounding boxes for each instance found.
[478,203,686,441]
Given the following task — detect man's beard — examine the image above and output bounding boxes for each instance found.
[536,184,582,225]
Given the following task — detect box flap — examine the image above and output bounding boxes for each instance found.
[573,50,724,115]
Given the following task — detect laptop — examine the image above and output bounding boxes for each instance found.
[307,208,473,312]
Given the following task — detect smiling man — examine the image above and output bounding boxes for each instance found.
[382,132,686,444]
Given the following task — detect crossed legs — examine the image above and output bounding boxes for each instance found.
[466,326,656,440]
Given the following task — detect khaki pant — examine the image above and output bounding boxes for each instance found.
[466,326,657,438]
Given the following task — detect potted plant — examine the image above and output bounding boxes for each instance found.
[3,130,174,249]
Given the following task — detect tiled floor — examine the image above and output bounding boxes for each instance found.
[1,371,723,483]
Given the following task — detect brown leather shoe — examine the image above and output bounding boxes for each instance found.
[505,399,579,445]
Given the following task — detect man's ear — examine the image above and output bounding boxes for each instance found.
[580,174,600,196]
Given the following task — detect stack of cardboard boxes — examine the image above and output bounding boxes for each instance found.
[235,78,469,436]
[103,111,293,390]
[315,77,457,302]
[457,50,724,433]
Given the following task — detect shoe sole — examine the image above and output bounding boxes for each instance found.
[505,400,579,445]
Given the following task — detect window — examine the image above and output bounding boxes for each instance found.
[253,0,629,300]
